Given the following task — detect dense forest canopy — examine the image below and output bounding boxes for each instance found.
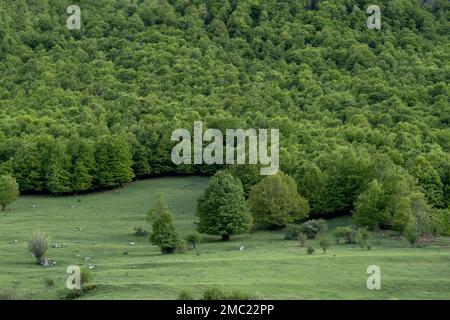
[0,1,448,222]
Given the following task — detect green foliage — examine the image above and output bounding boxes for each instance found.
[0,175,19,211]
[306,246,315,255]
[196,171,252,241]
[28,233,48,264]
[185,231,202,248]
[80,267,95,285]
[356,227,369,249]
[298,233,307,247]
[149,193,182,253]
[404,218,421,248]
[178,289,195,300]
[248,172,309,228]
[299,219,327,239]
[319,238,331,254]
[134,226,149,237]
[333,226,357,244]
[202,285,253,300]
[283,224,302,240]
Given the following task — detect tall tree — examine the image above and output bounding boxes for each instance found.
[196,171,252,241]
[0,175,19,211]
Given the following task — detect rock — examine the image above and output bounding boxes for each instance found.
[239,246,245,251]
[84,257,91,261]
[88,264,96,270]
[128,242,136,246]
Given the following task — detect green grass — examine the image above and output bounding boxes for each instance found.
[0,176,449,300]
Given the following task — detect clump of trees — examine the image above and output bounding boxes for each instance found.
[148,193,182,254]
[0,175,19,211]
[196,171,253,241]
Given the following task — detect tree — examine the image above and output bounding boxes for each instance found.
[0,175,19,211]
[354,180,385,229]
[319,238,330,254]
[196,171,252,241]
[404,217,420,248]
[248,172,309,228]
[149,193,181,253]
[185,231,202,249]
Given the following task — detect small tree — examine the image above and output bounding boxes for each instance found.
[248,172,309,228]
[356,227,369,249]
[404,218,420,248]
[185,231,202,249]
[149,193,181,253]
[196,171,253,241]
[298,233,307,247]
[28,233,48,264]
[300,219,327,239]
[0,175,20,211]
[283,224,302,240]
[319,238,330,254]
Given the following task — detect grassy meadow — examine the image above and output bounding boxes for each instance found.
[0,176,449,300]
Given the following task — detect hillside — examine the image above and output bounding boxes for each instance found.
[0,1,448,218]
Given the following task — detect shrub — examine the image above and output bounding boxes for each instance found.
[319,238,331,254]
[306,246,315,255]
[298,233,307,247]
[80,267,95,285]
[134,226,149,237]
[185,231,202,248]
[178,289,195,300]
[202,285,228,300]
[0,288,16,300]
[44,277,54,288]
[333,226,357,244]
[202,286,253,300]
[28,233,48,264]
[404,218,420,248]
[283,224,301,240]
[356,227,369,249]
[300,219,327,239]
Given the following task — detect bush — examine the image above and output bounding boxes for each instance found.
[134,226,149,237]
[283,224,301,240]
[319,238,331,254]
[0,288,16,300]
[306,246,315,255]
[80,267,95,285]
[44,277,54,288]
[185,231,202,248]
[356,227,369,249]
[202,285,228,300]
[28,233,48,264]
[178,289,195,300]
[300,219,327,239]
[404,218,420,248]
[333,226,357,244]
[202,285,253,300]
[298,233,307,247]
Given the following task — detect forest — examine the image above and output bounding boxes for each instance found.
[0,0,449,233]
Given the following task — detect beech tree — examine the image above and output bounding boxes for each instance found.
[196,171,252,241]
